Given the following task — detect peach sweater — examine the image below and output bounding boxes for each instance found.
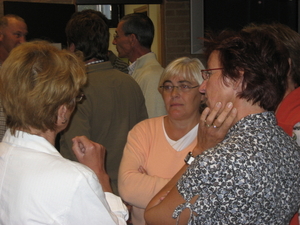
[118,116,197,225]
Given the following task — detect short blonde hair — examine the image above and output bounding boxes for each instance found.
[158,57,205,93]
[0,41,87,134]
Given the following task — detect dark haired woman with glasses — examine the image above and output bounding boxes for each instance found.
[145,29,300,225]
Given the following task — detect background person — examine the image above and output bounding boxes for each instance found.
[59,10,148,195]
[0,14,27,141]
[243,22,300,225]
[113,13,166,118]
[118,57,205,225]
[145,29,300,224]
[92,10,129,74]
[243,23,300,143]
[0,14,27,65]
[0,41,128,224]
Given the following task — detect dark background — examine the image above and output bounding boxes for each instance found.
[204,0,298,33]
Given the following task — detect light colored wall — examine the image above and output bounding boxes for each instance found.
[109,4,162,64]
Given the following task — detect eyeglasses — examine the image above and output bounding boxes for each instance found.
[201,68,223,80]
[75,92,85,103]
[160,84,199,92]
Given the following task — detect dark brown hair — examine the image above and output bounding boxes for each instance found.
[204,29,289,111]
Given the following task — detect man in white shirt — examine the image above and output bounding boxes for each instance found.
[113,13,166,118]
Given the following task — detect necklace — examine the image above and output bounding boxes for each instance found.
[85,59,104,66]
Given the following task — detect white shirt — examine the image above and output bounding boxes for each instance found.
[163,120,199,151]
[0,130,128,225]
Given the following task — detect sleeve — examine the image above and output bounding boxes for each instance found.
[173,150,235,223]
[65,171,128,225]
[118,120,171,209]
[59,86,94,161]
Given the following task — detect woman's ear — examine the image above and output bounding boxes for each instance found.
[57,105,67,125]
[232,70,244,91]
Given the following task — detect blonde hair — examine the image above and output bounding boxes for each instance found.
[158,57,205,93]
[0,41,87,134]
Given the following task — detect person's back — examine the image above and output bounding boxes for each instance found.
[0,14,27,141]
[0,41,128,224]
[60,63,147,193]
[0,132,121,224]
[59,10,148,194]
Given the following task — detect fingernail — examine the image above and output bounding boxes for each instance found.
[227,102,233,108]
[216,102,221,107]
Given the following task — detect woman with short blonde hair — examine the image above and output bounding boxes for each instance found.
[0,41,129,224]
[0,41,86,136]
[118,56,205,225]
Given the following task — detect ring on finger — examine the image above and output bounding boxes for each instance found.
[206,123,211,128]
[213,124,218,128]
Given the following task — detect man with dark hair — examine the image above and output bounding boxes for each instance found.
[81,9,129,74]
[113,13,166,118]
[60,9,148,194]
[0,14,27,141]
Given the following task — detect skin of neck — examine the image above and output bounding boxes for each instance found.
[25,127,57,146]
[231,98,266,125]
[164,112,200,141]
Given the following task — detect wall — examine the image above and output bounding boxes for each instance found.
[162,0,205,67]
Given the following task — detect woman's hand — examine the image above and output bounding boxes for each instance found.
[193,102,237,156]
[72,136,112,192]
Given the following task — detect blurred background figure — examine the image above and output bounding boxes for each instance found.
[0,41,128,224]
[91,10,129,74]
[118,57,204,225]
[0,14,27,65]
[244,23,300,143]
[113,13,166,118]
[60,10,148,194]
[243,22,300,225]
[0,14,27,142]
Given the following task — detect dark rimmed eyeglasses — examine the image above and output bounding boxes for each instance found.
[159,84,199,92]
[201,68,223,80]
